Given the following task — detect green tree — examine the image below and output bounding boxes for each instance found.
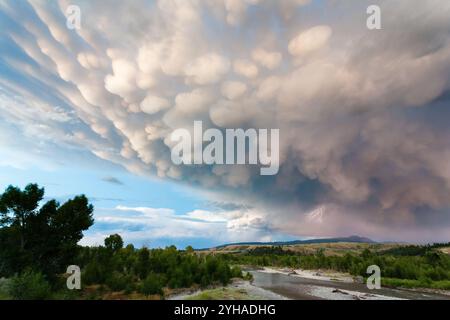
[185,245,194,254]
[0,184,44,251]
[136,248,150,279]
[0,184,94,277]
[105,234,124,253]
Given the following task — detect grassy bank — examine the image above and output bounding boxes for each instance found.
[382,278,450,290]
[186,287,254,300]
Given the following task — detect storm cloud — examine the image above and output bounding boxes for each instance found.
[1,0,450,242]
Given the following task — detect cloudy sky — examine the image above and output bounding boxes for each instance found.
[1,0,450,247]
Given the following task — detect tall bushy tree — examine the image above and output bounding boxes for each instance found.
[0,184,94,278]
[104,234,124,253]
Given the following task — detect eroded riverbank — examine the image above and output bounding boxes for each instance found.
[169,268,450,300]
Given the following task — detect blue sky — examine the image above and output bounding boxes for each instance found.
[0,161,296,248]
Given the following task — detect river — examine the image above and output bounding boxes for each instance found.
[248,269,450,300]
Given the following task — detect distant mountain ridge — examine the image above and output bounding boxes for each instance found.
[211,235,375,249]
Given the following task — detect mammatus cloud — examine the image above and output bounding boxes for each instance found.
[1,0,450,242]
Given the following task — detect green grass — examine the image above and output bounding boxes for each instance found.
[0,278,10,300]
[186,287,259,300]
[0,293,10,300]
[382,278,450,290]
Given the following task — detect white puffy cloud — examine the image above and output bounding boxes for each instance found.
[185,53,231,85]
[288,25,332,57]
[140,95,171,114]
[80,204,272,246]
[251,48,282,70]
[221,81,248,100]
[256,76,281,101]
[233,59,259,78]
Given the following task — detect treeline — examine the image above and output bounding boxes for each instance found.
[246,246,294,256]
[74,235,244,298]
[380,243,450,256]
[222,246,450,289]
[0,184,244,300]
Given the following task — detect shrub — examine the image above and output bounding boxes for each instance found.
[0,278,11,299]
[106,271,134,292]
[230,266,243,278]
[8,270,51,300]
[243,272,253,281]
[82,261,105,285]
[139,273,163,296]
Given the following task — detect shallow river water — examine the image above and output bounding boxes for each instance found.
[249,270,450,300]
